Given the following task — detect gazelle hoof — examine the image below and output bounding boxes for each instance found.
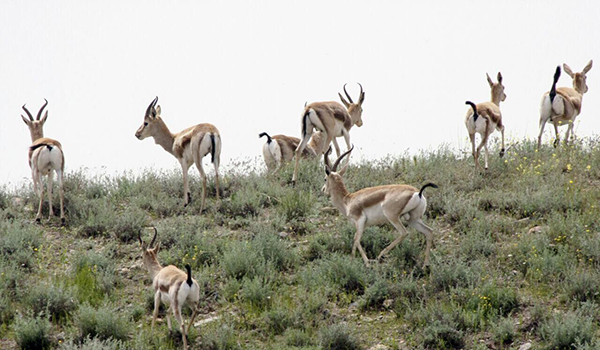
[61,217,66,226]
[499,148,505,158]
[553,139,559,148]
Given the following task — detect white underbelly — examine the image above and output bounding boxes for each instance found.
[363,205,388,226]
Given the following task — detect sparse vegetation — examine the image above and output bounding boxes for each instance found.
[1,138,600,348]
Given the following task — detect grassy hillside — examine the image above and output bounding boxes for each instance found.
[1,138,600,350]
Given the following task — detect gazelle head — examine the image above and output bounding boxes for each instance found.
[21,99,49,142]
[322,145,353,194]
[138,227,161,266]
[486,72,506,105]
[564,60,593,94]
[135,96,163,140]
[338,83,365,128]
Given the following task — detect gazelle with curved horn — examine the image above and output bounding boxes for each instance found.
[322,146,437,267]
[138,227,201,350]
[135,97,221,212]
[20,99,65,225]
[537,60,593,150]
[464,72,507,171]
[259,131,326,173]
[292,83,365,184]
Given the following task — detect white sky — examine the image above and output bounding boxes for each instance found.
[1,1,599,187]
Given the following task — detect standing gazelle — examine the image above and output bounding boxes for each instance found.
[322,147,437,268]
[138,228,200,350]
[465,72,506,171]
[292,83,365,185]
[537,60,593,150]
[259,131,326,173]
[135,97,221,212]
[20,99,65,225]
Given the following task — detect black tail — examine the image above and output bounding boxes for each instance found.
[550,66,561,103]
[30,143,53,152]
[258,132,272,144]
[465,101,478,122]
[185,264,193,287]
[210,134,216,164]
[418,183,438,198]
[301,109,310,137]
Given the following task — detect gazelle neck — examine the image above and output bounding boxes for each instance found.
[143,257,163,280]
[152,117,176,155]
[329,177,350,216]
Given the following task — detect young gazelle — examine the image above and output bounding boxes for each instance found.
[20,99,66,225]
[135,97,221,212]
[259,131,326,173]
[537,60,593,150]
[464,72,507,171]
[322,147,437,267]
[138,228,200,350]
[292,83,365,184]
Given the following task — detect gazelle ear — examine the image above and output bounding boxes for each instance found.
[40,111,48,124]
[154,242,161,253]
[583,60,593,74]
[155,105,161,117]
[486,73,494,87]
[338,93,350,108]
[338,163,349,176]
[563,63,574,78]
[497,72,503,84]
[21,115,31,126]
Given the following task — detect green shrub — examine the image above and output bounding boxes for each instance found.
[359,278,394,311]
[240,276,272,311]
[423,319,465,350]
[111,206,150,242]
[539,312,594,349]
[0,221,43,270]
[285,328,314,347]
[221,241,265,280]
[71,252,116,305]
[59,336,124,350]
[76,304,129,342]
[26,282,77,323]
[492,317,515,346]
[278,190,313,221]
[201,323,241,350]
[319,323,362,350]
[265,307,295,336]
[299,254,371,294]
[565,270,600,302]
[13,315,52,350]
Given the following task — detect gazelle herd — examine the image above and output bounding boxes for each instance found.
[17,60,593,348]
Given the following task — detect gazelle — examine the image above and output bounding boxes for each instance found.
[322,146,437,268]
[135,97,221,212]
[259,131,326,173]
[292,83,365,184]
[537,60,593,150]
[464,72,506,171]
[138,227,201,350]
[20,99,65,225]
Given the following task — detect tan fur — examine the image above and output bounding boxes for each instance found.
[21,100,65,224]
[262,132,325,173]
[292,84,365,184]
[139,230,200,350]
[537,60,593,149]
[136,98,220,212]
[323,150,435,268]
[465,72,506,171]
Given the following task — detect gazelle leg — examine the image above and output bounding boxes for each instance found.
[292,129,313,185]
[173,305,188,350]
[537,119,547,150]
[180,160,191,206]
[499,125,505,157]
[47,171,54,220]
[409,219,434,268]
[197,161,207,214]
[56,169,65,225]
[353,215,370,265]
[378,205,410,261]
[152,291,160,330]
[469,133,478,170]
[35,173,44,223]
[484,142,489,170]
[332,138,341,158]
[553,122,560,148]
